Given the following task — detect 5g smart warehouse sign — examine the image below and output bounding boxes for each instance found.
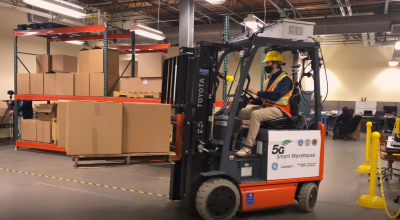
[267,130,321,180]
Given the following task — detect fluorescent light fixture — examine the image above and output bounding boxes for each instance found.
[54,0,83,9]
[130,24,166,41]
[389,58,399,67]
[205,0,226,4]
[242,14,267,31]
[23,0,86,18]
[395,41,400,50]
[65,40,84,45]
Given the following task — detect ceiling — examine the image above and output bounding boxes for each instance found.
[77,0,400,27]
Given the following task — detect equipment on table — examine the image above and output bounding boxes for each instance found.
[364,110,373,116]
[383,106,397,115]
[163,19,325,220]
[330,110,338,115]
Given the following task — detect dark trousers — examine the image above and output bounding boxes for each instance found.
[333,122,345,137]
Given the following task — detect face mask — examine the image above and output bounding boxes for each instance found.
[265,65,273,74]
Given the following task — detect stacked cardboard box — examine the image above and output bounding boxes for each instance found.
[118,53,166,94]
[17,54,78,95]
[75,47,120,96]
[20,103,57,143]
[58,101,170,155]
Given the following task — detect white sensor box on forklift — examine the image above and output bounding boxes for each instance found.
[259,19,315,42]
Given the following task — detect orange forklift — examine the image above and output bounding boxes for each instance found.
[163,26,325,220]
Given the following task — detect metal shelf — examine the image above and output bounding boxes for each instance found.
[16,141,65,152]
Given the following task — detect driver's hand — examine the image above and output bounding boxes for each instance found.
[247,88,258,95]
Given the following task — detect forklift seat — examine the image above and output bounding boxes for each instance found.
[260,86,300,129]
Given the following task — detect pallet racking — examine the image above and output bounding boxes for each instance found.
[13,23,168,152]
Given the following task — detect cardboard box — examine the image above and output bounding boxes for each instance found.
[52,55,77,73]
[37,120,52,143]
[89,73,119,96]
[75,73,90,96]
[44,73,56,95]
[36,104,57,121]
[119,77,162,93]
[119,60,138,77]
[58,101,67,148]
[78,47,119,74]
[36,54,51,73]
[21,119,37,141]
[0,102,10,124]
[17,73,30,94]
[65,101,123,155]
[30,73,44,95]
[56,73,74,96]
[167,46,179,58]
[122,103,170,153]
[138,53,165,78]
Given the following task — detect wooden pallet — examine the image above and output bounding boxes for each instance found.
[72,152,176,169]
[113,91,161,99]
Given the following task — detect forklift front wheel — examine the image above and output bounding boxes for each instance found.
[298,182,318,213]
[196,178,240,220]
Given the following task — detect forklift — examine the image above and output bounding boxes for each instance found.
[162,21,325,220]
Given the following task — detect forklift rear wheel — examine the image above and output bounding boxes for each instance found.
[196,178,240,220]
[298,182,318,213]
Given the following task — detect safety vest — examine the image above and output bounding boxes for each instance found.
[261,72,293,117]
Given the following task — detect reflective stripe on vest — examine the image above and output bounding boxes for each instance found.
[262,72,293,117]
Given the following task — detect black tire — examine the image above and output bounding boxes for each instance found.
[195,178,240,220]
[298,182,318,213]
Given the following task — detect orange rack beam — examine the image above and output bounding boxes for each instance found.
[15,95,230,107]
[48,33,131,42]
[15,25,106,37]
[16,141,65,152]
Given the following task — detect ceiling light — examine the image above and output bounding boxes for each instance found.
[23,0,86,18]
[205,0,226,4]
[389,58,399,67]
[130,24,165,41]
[395,41,400,50]
[65,40,84,45]
[242,14,267,31]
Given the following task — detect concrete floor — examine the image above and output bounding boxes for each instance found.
[0,135,400,220]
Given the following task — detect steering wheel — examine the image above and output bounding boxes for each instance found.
[243,90,255,101]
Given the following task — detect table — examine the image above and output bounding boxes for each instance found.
[360,115,374,132]
[386,136,400,154]
[379,116,398,133]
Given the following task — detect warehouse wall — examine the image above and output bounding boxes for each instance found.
[216,44,400,103]
[0,7,84,138]
[303,44,399,102]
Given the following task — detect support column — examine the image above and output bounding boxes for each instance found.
[131,31,135,77]
[260,48,265,91]
[13,31,18,141]
[222,12,229,100]
[179,0,194,48]
[103,22,108,97]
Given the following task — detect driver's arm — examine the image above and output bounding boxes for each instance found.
[256,77,292,101]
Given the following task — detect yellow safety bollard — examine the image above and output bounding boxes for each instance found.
[396,118,400,138]
[357,122,372,173]
[357,132,386,209]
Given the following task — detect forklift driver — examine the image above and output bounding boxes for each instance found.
[236,51,294,157]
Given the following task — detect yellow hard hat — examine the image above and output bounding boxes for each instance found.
[264,51,283,62]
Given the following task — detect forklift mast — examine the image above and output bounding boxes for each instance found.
[162,33,322,213]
